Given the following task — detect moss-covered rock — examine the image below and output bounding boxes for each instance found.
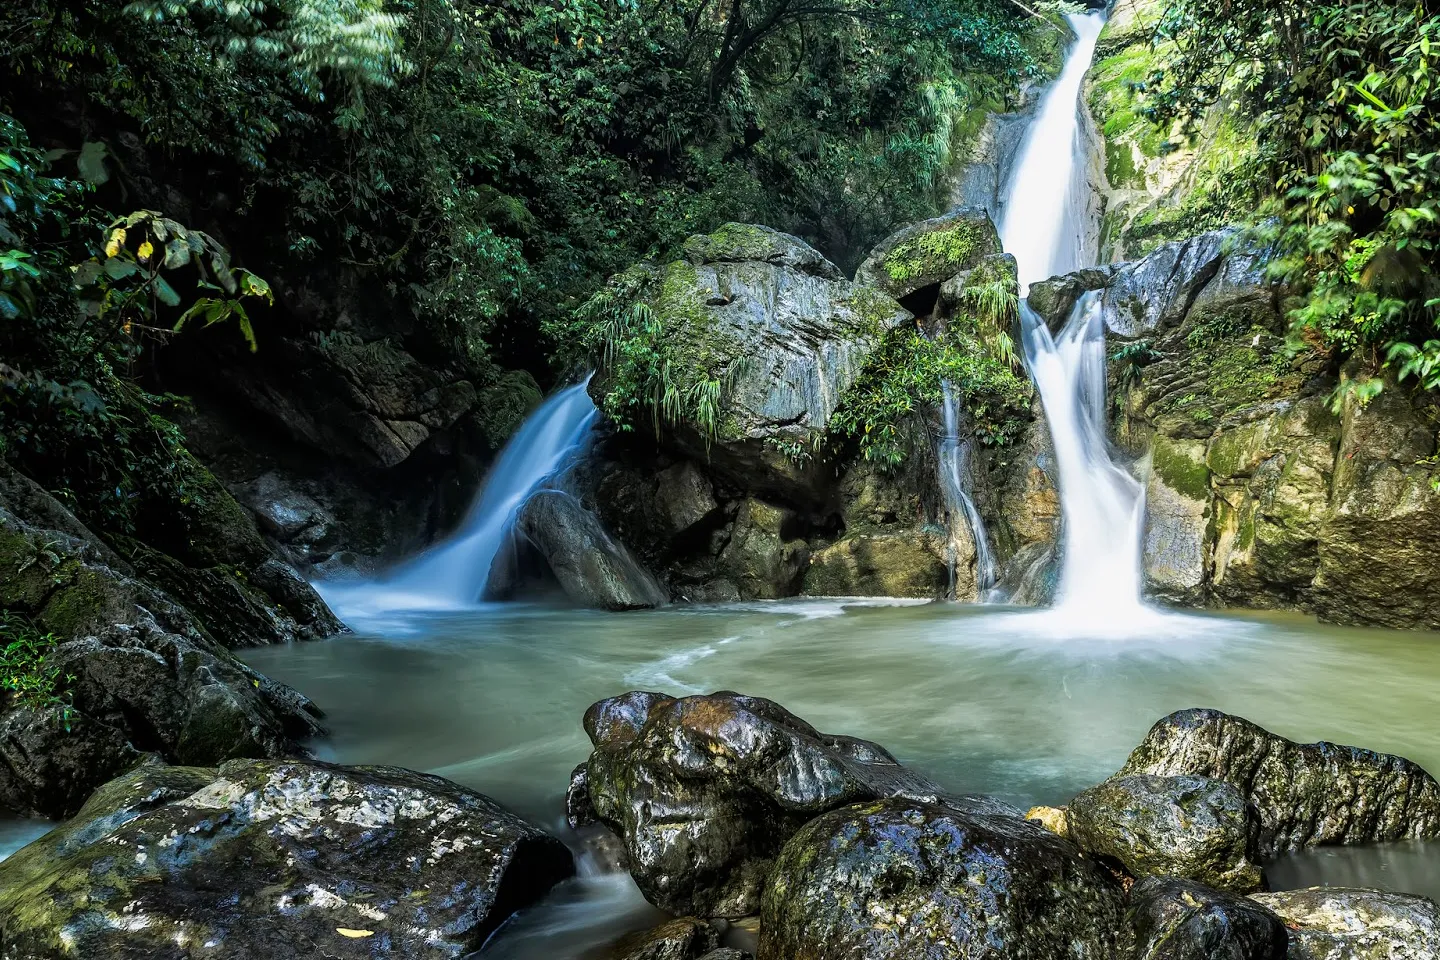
[1120,709,1440,857]
[0,759,574,959]
[802,532,949,599]
[1131,876,1288,960]
[716,499,809,600]
[757,797,1127,960]
[854,208,1003,302]
[1067,774,1265,893]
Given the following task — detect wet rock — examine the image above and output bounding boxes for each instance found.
[589,224,910,500]
[802,531,949,598]
[1250,888,1440,960]
[1130,876,1288,960]
[1100,228,1269,338]
[697,951,751,960]
[0,706,141,817]
[514,489,668,610]
[1120,710,1440,856]
[1068,774,1265,892]
[0,759,574,959]
[581,690,955,917]
[854,209,1003,303]
[1025,804,1070,837]
[605,917,722,960]
[1026,268,1111,330]
[716,499,808,600]
[757,797,1126,960]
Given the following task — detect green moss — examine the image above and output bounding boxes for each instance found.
[882,221,991,285]
[1152,436,1211,501]
[37,566,120,636]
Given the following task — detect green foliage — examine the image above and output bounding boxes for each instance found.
[0,613,75,726]
[1388,340,1440,391]
[1152,0,1440,391]
[1110,339,1161,390]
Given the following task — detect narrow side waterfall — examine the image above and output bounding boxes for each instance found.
[997,9,1154,623]
[318,380,598,618]
[939,381,995,595]
[999,12,1105,293]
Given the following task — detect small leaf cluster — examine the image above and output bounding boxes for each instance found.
[0,613,76,728]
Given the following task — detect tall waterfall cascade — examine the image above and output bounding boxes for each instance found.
[316,380,598,620]
[996,10,1154,622]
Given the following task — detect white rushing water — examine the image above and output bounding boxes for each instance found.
[996,9,1156,627]
[316,379,598,620]
[999,11,1105,293]
[938,380,995,595]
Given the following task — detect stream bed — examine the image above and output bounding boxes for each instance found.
[237,598,1440,956]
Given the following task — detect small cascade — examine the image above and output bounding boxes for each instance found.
[1021,296,1146,622]
[999,11,1106,293]
[938,380,996,596]
[317,379,598,618]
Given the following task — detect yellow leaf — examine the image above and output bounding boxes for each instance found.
[336,929,374,939]
[105,228,126,258]
[137,241,154,262]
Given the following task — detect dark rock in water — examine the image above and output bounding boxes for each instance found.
[0,759,574,959]
[854,208,1003,304]
[1120,709,1440,856]
[1068,774,1265,892]
[604,917,722,960]
[567,759,597,828]
[1130,876,1288,960]
[1025,268,1112,330]
[580,690,967,917]
[757,797,1126,960]
[715,498,809,600]
[513,489,668,610]
[697,951,751,960]
[1250,887,1440,960]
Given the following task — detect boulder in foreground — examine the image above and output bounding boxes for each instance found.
[0,759,574,959]
[1251,887,1440,960]
[1130,876,1288,960]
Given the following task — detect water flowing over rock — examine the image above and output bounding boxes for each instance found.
[756,797,1127,960]
[1067,774,1265,892]
[0,759,574,959]
[0,465,326,817]
[575,690,971,917]
[1130,877,1289,960]
[1119,709,1440,856]
[1250,888,1440,960]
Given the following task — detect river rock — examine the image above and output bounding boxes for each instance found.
[511,489,668,610]
[1130,876,1289,960]
[578,690,956,917]
[757,797,1126,960]
[715,498,809,600]
[1067,774,1265,892]
[1250,888,1440,960]
[1120,710,1440,856]
[854,208,1004,304]
[802,531,949,598]
[605,917,723,960]
[589,223,910,500]
[0,759,574,959]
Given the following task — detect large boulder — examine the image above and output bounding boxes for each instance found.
[0,470,325,818]
[510,489,668,610]
[757,797,1127,960]
[1250,888,1440,960]
[802,531,949,598]
[604,917,724,960]
[1067,774,1265,893]
[0,759,574,959]
[714,498,810,600]
[589,224,911,499]
[854,209,1004,304]
[1120,709,1440,856]
[1130,876,1288,960]
[576,690,958,917]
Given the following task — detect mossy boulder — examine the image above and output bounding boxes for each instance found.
[0,759,574,959]
[802,532,949,599]
[715,499,809,600]
[1119,709,1440,857]
[1067,774,1265,893]
[1143,436,1211,603]
[1250,888,1440,960]
[1130,876,1288,960]
[576,690,951,918]
[757,797,1126,960]
[854,208,1003,303]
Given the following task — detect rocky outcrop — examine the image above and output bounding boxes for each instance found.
[757,797,1127,960]
[1119,709,1440,856]
[0,466,327,817]
[0,759,574,959]
[1250,888,1440,960]
[502,489,668,610]
[575,690,960,917]
[1130,877,1288,960]
[854,209,1003,305]
[1068,774,1265,892]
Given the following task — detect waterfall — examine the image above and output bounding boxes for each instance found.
[938,381,995,596]
[999,11,1105,293]
[996,9,1153,622]
[317,379,598,618]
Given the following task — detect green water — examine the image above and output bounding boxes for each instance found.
[235,598,1440,956]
